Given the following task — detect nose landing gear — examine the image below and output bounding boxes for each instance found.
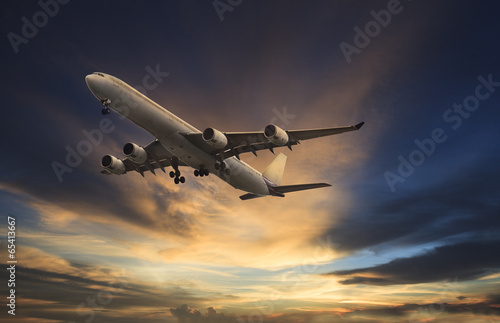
[100,98,111,115]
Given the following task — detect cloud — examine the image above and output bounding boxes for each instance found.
[1,168,344,269]
[169,298,500,323]
[329,239,500,285]
[0,260,205,323]
[170,305,238,323]
[0,0,427,277]
[337,296,500,322]
[3,1,500,322]
[322,158,500,253]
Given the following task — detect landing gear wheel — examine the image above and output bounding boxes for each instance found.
[204,169,209,176]
[101,108,110,115]
[175,170,181,177]
[194,170,199,177]
[174,177,180,184]
[169,171,175,178]
[179,176,185,183]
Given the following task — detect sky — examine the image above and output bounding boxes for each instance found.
[1,0,500,322]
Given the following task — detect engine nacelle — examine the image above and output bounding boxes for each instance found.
[202,127,228,149]
[101,155,126,175]
[264,124,289,146]
[123,142,147,164]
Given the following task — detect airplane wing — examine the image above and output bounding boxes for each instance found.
[100,140,186,176]
[182,122,364,160]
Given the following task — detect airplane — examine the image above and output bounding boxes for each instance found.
[85,72,364,200]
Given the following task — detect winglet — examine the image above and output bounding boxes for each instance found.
[354,122,365,130]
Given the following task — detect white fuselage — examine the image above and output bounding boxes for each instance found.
[85,72,269,195]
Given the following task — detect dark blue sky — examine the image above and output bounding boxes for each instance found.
[1,1,500,322]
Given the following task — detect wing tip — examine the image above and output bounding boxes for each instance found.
[354,121,365,130]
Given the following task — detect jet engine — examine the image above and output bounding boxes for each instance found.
[101,155,126,175]
[264,124,289,146]
[202,127,228,149]
[123,142,147,164]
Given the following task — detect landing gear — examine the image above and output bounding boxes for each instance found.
[100,98,111,115]
[174,176,185,184]
[170,157,185,184]
[194,167,209,177]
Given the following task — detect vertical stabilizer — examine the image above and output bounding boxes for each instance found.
[262,153,287,185]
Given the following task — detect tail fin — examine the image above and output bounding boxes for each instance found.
[262,153,287,185]
[239,153,332,200]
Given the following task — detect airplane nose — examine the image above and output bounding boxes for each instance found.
[85,74,93,88]
[86,72,111,100]
[85,73,101,96]
[85,74,96,88]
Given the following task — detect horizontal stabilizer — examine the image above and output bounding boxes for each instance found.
[239,183,332,200]
[239,193,265,200]
[274,183,331,194]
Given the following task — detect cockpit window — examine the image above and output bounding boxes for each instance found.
[97,73,104,77]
